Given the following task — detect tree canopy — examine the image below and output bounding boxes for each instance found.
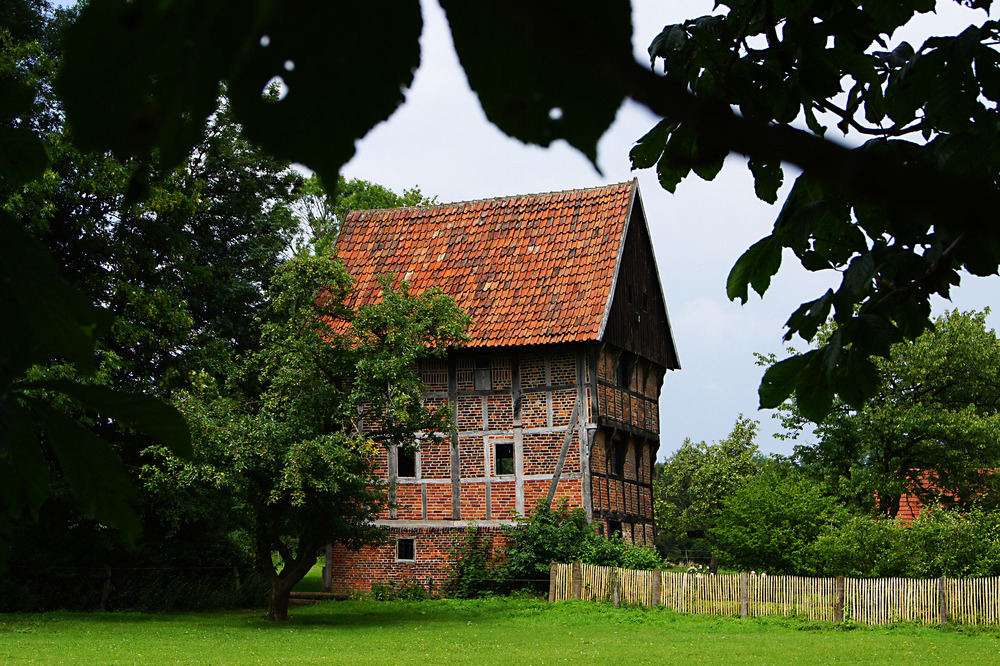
[14,0,993,427]
[1,2,445,596]
[653,415,760,554]
[175,255,469,620]
[776,309,1000,517]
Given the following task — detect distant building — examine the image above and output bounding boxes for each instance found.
[327,181,680,592]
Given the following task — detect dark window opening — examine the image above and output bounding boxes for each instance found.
[474,356,492,390]
[396,538,415,561]
[495,442,514,475]
[617,352,633,389]
[608,520,623,539]
[611,439,626,478]
[397,446,416,478]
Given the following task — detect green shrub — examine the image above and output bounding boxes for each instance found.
[901,506,1000,578]
[808,515,908,577]
[443,501,665,597]
[500,500,599,591]
[500,500,664,590]
[617,541,665,570]
[370,579,429,601]
[806,505,1000,578]
[444,525,500,598]
[710,467,844,575]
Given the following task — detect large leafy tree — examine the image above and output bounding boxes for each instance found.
[775,309,1000,517]
[178,256,470,620]
[653,415,760,554]
[1,2,192,571]
[10,96,301,394]
[710,463,844,575]
[292,173,434,252]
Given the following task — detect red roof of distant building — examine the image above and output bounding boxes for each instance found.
[336,181,638,348]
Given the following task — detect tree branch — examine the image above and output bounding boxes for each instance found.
[517,3,1000,244]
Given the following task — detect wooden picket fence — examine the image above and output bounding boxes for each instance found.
[548,562,1000,625]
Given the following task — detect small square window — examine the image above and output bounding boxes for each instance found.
[495,442,514,475]
[608,520,623,539]
[397,446,416,478]
[396,537,415,561]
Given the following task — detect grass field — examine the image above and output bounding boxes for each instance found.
[2,597,999,665]
[291,560,325,594]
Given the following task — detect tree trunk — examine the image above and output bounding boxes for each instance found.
[264,543,320,621]
[267,578,296,621]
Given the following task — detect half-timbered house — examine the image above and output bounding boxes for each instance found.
[326,180,679,592]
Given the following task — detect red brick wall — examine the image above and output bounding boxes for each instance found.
[337,344,663,590]
[490,480,517,520]
[425,484,452,520]
[461,481,488,519]
[521,393,546,428]
[328,526,508,594]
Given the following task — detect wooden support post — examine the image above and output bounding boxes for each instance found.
[834,576,844,623]
[939,576,948,625]
[572,561,583,600]
[548,563,559,603]
[448,356,460,520]
[652,568,662,607]
[322,543,333,593]
[546,399,581,508]
[740,571,749,618]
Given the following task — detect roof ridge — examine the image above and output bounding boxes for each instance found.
[344,180,634,218]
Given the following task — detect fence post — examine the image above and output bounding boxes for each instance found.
[740,572,749,618]
[939,577,948,625]
[572,561,583,600]
[834,576,844,623]
[612,568,620,608]
[652,568,662,607]
[548,563,558,603]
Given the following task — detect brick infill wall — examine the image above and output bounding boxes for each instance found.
[328,525,508,595]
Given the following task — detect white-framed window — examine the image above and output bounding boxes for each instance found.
[396,445,417,478]
[495,441,515,476]
[396,537,416,562]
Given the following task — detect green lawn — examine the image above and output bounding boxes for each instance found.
[291,560,325,594]
[2,598,999,664]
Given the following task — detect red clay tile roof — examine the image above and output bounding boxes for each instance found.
[336,181,637,348]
